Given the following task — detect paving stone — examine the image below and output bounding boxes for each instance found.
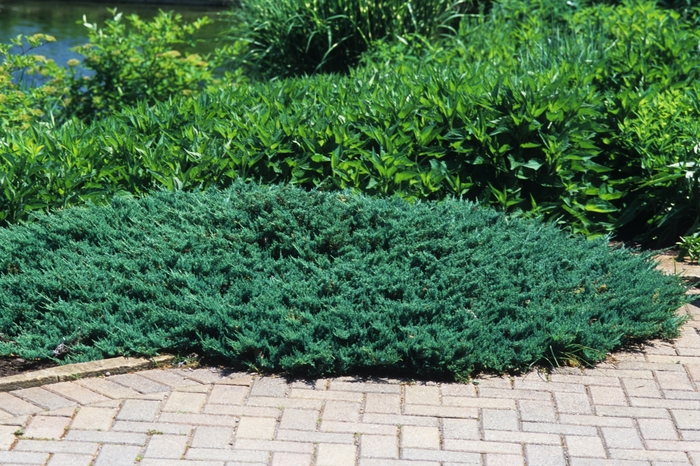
[365,393,400,414]
[233,439,314,453]
[163,392,207,413]
[630,398,700,410]
[186,446,269,462]
[0,425,17,450]
[0,393,43,416]
[329,380,401,394]
[158,413,239,427]
[475,376,512,389]
[646,439,700,451]
[558,414,634,427]
[176,368,225,385]
[478,388,552,401]
[359,460,439,466]
[525,444,566,466]
[75,378,143,399]
[405,385,440,405]
[622,378,663,398]
[246,396,322,410]
[144,434,189,459]
[71,406,118,431]
[440,383,477,397]
[565,435,606,458]
[569,459,649,466]
[443,396,515,409]
[13,439,98,455]
[21,415,70,440]
[549,374,622,387]
[44,382,109,405]
[656,372,696,391]
[93,444,143,466]
[279,408,319,431]
[322,401,361,422]
[276,429,354,444]
[42,407,76,418]
[518,399,557,422]
[316,443,356,466]
[139,460,226,466]
[482,408,519,431]
[401,425,440,449]
[138,369,204,389]
[596,405,670,419]
[0,451,50,464]
[117,399,161,422]
[235,417,277,439]
[191,425,234,448]
[319,421,396,435]
[483,430,560,444]
[609,448,691,462]
[271,452,312,466]
[360,434,398,458]
[442,418,480,440]
[443,439,521,454]
[601,427,645,449]
[485,453,526,465]
[207,385,248,405]
[64,429,147,445]
[249,377,288,398]
[362,413,438,427]
[291,389,362,402]
[672,409,700,429]
[404,405,478,418]
[589,385,629,406]
[554,392,592,414]
[108,374,170,394]
[403,448,482,463]
[46,453,94,466]
[522,422,597,436]
[10,388,76,411]
[112,420,193,435]
[201,405,280,418]
[638,418,680,440]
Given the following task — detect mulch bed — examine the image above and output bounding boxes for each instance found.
[0,358,59,379]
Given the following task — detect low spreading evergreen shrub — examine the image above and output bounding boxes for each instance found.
[0,182,689,379]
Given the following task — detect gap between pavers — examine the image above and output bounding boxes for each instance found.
[0,355,175,392]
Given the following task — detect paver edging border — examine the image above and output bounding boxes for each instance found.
[0,355,174,392]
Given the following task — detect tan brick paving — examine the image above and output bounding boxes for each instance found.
[3,303,700,465]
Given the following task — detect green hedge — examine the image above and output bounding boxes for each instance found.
[0,182,689,379]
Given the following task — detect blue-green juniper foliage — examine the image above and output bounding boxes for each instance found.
[0,182,690,379]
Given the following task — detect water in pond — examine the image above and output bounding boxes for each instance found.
[0,0,230,67]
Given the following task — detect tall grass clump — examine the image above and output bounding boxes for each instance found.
[0,182,689,379]
[224,0,467,78]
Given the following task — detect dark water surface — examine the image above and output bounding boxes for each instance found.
[0,0,229,66]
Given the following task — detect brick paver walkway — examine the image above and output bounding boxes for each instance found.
[1,300,699,465]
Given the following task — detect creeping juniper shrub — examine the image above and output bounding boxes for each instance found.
[0,182,689,379]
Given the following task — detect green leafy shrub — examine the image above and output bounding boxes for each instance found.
[65,9,221,120]
[0,182,689,378]
[224,0,466,78]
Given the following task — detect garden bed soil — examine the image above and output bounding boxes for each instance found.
[0,358,59,378]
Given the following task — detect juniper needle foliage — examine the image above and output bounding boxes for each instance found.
[0,183,689,379]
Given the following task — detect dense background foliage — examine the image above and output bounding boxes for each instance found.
[0,182,689,378]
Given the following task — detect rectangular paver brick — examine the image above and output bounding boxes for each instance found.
[291,389,362,403]
[329,380,401,394]
[276,429,354,444]
[360,460,438,466]
[207,385,247,405]
[158,412,238,427]
[559,414,634,427]
[233,438,314,453]
[638,418,679,440]
[401,425,440,449]
[554,392,592,414]
[144,434,189,459]
[443,439,521,454]
[478,388,551,401]
[320,421,396,436]
[163,392,207,413]
[175,368,224,385]
[71,406,118,431]
[601,427,644,449]
[589,385,628,406]
[522,422,597,436]
[75,378,143,399]
[622,378,662,398]
[11,388,76,411]
[482,408,518,431]
[362,413,438,427]
[0,425,17,450]
[111,420,193,435]
[236,416,276,439]
[271,452,312,466]
[134,460,226,466]
[117,399,160,422]
[317,443,356,466]
[279,408,318,431]
[403,448,482,463]
[202,404,280,418]
[565,435,606,458]
[246,396,322,410]
[186,447,269,462]
[94,444,143,466]
[250,377,288,398]
[526,444,566,466]
[0,451,49,464]
[656,371,695,391]
[609,448,690,462]
[322,401,360,422]
[64,429,147,445]
[404,404,478,418]
[440,384,476,397]
[443,397,515,409]
[485,453,526,465]
[365,393,400,414]
[443,418,480,440]
[108,374,170,394]
[191,425,234,448]
[484,430,560,445]
[0,393,43,416]
[595,405,669,419]
[519,400,556,422]
[14,439,98,455]
[22,415,70,440]
[47,453,94,466]
[138,369,203,389]
[360,434,398,458]
[672,409,700,429]
[405,385,440,405]
[45,382,109,405]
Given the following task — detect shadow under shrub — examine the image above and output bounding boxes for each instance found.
[0,182,689,379]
